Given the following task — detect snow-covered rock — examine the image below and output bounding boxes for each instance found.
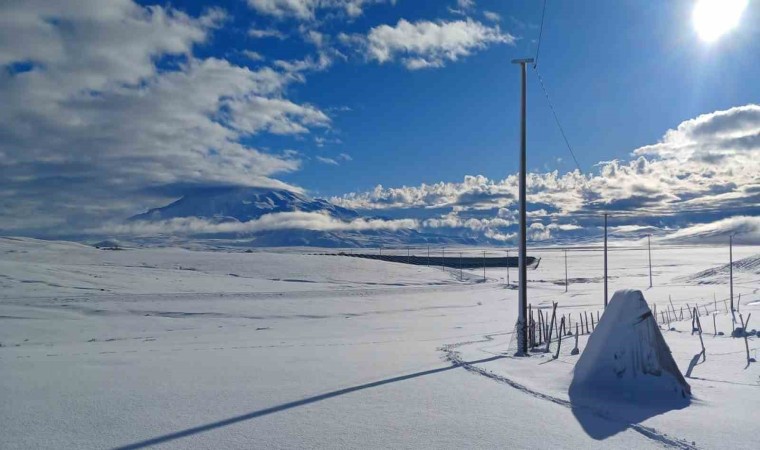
[570,289,691,402]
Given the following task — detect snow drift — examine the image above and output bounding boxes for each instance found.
[571,289,690,401]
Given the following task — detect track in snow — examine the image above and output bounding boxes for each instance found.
[439,333,699,450]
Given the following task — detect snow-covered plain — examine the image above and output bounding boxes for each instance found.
[0,237,758,449]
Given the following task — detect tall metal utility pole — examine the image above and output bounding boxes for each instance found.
[427,246,430,267]
[442,247,445,271]
[647,234,653,288]
[506,249,510,285]
[564,249,568,293]
[483,250,487,282]
[512,57,533,356]
[459,252,463,281]
[604,213,608,308]
[729,234,734,312]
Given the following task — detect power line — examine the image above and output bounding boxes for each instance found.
[528,0,583,174]
[533,67,583,174]
[534,0,548,68]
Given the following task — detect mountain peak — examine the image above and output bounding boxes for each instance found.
[130,187,358,223]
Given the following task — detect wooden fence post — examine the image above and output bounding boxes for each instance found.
[544,302,558,353]
[694,307,705,362]
[553,317,566,360]
[712,312,717,337]
[739,313,753,367]
[584,312,589,335]
[571,323,580,355]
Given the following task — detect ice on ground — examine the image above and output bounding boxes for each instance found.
[571,289,690,402]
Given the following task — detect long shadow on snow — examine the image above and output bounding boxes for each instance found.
[114,355,505,450]
[568,382,690,440]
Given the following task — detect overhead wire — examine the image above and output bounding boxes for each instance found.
[533,0,548,68]
[530,0,584,175]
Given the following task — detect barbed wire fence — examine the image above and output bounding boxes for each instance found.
[328,239,758,360]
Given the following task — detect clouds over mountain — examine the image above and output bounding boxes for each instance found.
[0,0,328,232]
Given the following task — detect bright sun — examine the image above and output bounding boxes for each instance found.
[692,0,748,42]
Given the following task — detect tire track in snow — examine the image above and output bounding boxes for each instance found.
[439,334,699,450]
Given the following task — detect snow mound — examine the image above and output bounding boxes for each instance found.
[571,289,690,402]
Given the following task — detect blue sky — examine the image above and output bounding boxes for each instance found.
[174,0,759,198]
[0,0,758,242]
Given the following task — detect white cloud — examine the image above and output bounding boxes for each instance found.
[333,104,760,243]
[248,27,287,39]
[448,0,475,16]
[347,18,515,70]
[334,104,759,216]
[0,1,330,233]
[661,216,760,245]
[316,156,339,165]
[246,0,394,21]
[101,211,418,235]
[242,50,265,61]
[483,11,501,22]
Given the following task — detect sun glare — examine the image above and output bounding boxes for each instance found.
[692,0,748,42]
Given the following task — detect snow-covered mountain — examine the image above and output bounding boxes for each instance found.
[130,187,359,222]
[128,187,477,248]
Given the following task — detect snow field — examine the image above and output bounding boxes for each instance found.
[0,237,758,449]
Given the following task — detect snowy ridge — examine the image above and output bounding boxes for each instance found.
[130,187,359,222]
[674,254,760,285]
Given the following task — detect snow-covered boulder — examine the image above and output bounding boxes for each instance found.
[570,289,690,403]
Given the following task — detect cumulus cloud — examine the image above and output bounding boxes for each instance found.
[99,211,418,236]
[0,0,330,233]
[246,0,394,21]
[344,18,515,69]
[333,104,760,243]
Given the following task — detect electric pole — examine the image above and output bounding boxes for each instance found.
[564,249,568,293]
[647,234,653,288]
[730,234,734,312]
[604,213,608,308]
[459,252,463,281]
[483,250,486,282]
[512,57,533,356]
[506,249,510,285]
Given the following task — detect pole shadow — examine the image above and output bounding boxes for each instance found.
[115,355,505,450]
